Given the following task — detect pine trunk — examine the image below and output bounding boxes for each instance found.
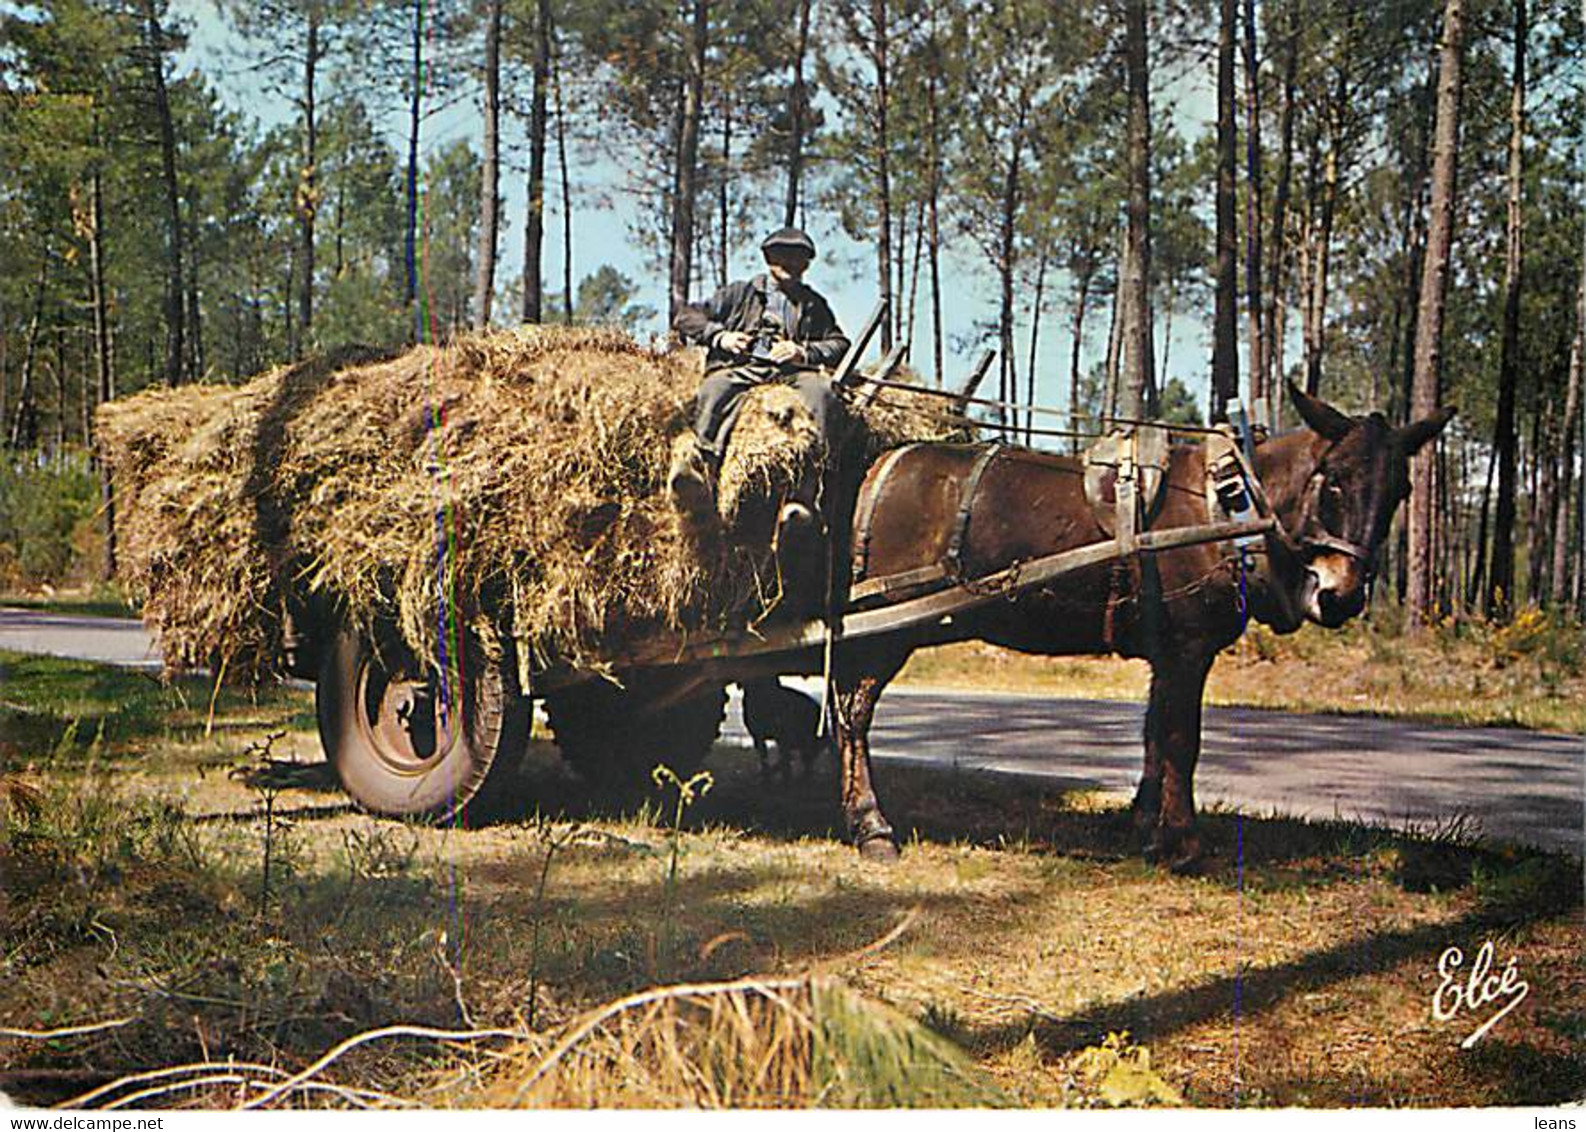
[473,0,503,329]
[143,0,186,384]
[302,12,318,343]
[785,0,811,225]
[89,160,115,577]
[1241,0,1264,410]
[1407,0,1465,624]
[1103,253,1123,425]
[1068,254,1093,454]
[926,19,944,385]
[718,103,732,288]
[1026,244,1047,446]
[997,106,1026,425]
[1120,0,1155,420]
[404,4,420,315]
[1262,0,1299,422]
[522,0,551,323]
[1212,0,1239,422]
[907,197,925,348]
[9,251,47,449]
[669,0,708,323]
[1304,78,1344,397]
[555,54,573,325]
[872,0,894,352]
[1550,268,1584,608]
[1486,0,1525,620]
[186,208,203,378]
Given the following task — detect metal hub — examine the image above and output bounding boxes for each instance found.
[355,654,457,775]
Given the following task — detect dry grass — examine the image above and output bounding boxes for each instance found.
[481,970,1002,1108]
[97,330,957,683]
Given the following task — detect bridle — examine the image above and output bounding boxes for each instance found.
[1289,460,1377,568]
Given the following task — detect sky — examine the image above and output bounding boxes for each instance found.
[178,0,1230,426]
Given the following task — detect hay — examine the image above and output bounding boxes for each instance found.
[491,975,1004,1108]
[97,328,960,682]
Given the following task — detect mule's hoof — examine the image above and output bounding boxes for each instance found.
[1167,836,1206,876]
[858,836,900,862]
[1144,831,1203,874]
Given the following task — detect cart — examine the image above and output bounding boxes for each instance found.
[307,307,1277,819]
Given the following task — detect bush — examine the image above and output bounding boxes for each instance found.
[0,449,100,588]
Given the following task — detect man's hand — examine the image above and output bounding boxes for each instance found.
[767,340,807,365]
[715,329,753,355]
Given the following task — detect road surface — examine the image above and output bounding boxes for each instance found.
[3,608,1580,854]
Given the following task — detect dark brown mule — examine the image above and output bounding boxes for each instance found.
[832,383,1453,869]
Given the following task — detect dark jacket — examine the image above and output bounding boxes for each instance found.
[674,274,850,373]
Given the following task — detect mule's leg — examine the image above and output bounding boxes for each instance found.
[834,646,910,861]
[1141,650,1216,871]
[1132,723,1164,838]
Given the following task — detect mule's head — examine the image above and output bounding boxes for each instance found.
[1286,382,1454,627]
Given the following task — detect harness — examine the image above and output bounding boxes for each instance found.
[846,416,1365,630]
[849,442,1007,606]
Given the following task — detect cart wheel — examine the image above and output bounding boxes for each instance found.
[543,674,727,795]
[316,620,529,821]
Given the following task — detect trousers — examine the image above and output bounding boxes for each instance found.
[691,366,841,461]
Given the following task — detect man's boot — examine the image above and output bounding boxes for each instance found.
[668,434,718,535]
[773,500,826,619]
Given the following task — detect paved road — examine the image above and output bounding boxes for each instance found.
[0,607,164,669]
[4,609,1581,854]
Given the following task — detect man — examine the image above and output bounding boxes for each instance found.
[669,227,850,528]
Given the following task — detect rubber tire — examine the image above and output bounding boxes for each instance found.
[316,621,529,822]
[543,674,727,796]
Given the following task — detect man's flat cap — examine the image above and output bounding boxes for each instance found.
[761,226,817,258]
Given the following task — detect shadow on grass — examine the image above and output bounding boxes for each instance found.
[951,873,1583,1106]
[481,742,1574,886]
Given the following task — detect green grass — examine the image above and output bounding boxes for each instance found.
[0,589,137,619]
[0,649,313,763]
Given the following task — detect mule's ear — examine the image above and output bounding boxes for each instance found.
[1287,381,1353,441]
[1398,405,1456,455]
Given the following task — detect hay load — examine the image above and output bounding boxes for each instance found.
[97,327,957,683]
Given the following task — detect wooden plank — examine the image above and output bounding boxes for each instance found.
[953,349,996,410]
[853,343,908,408]
[831,300,888,389]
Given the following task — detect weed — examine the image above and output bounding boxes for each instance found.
[920,1001,970,1044]
[227,730,295,916]
[525,817,585,1029]
[1470,853,1581,922]
[1068,1031,1183,1107]
[650,763,713,979]
[342,825,420,884]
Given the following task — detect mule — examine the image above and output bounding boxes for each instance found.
[830,383,1454,869]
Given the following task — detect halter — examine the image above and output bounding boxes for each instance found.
[1292,468,1376,565]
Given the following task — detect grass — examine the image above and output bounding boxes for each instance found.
[0,586,137,620]
[0,649,312,760]
[895,607,1586,734]
[0,654,1580,1109]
